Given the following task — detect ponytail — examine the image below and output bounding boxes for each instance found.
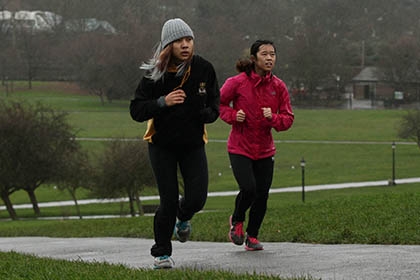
[235,58,253,76]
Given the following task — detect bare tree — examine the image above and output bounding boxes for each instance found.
[4,0,420,108]
[13,27,45,89]
[0,5,17,91]
[379,35,420,102]
[286,25,342,101]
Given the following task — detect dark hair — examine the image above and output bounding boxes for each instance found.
[250,39,275,57]
[235,58,253,74]
[235,40,276,75]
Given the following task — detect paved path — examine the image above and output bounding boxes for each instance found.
[2,177,420,212]
[1,237,420,280]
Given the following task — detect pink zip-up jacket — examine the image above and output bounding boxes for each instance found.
[220,71,294,160]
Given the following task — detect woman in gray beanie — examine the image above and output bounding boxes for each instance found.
[130,18,220,269]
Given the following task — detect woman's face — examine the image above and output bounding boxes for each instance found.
[171,37,194,64]
[253,44,276,76]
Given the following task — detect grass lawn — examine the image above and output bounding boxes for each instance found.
[2,81,420,204]
[1,251,307,280]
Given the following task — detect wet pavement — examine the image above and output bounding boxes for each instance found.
[1,237,419,280]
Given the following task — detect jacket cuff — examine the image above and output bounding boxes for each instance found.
[157,96,166,108]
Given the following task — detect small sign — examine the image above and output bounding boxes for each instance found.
[394,91,404,100]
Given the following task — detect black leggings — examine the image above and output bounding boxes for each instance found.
[148,143,208,257]
[229,153,274,238]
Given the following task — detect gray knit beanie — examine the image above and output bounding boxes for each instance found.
[161,18,194,48]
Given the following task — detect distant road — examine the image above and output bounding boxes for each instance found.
[2,177,420,212]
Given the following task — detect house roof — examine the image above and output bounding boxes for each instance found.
[353,66,420,85]
[352,66,385,82]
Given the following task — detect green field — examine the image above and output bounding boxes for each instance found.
[2,82,419,201]
[1,81,419,210]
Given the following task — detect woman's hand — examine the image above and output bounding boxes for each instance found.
[236,109,246,122]
[165,89,186,106]
[262,107,272,120]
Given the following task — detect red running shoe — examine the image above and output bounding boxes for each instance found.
[245,235,264,251]
[229,215,244,245]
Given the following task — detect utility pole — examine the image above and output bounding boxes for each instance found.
[361,40,365,68]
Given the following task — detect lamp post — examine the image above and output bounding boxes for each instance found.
[336,75,340,100]
[300,157,306,202]
[391,142,396,186]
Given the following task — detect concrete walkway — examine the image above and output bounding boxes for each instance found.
[2,177,420,212]
[1,237,419,280]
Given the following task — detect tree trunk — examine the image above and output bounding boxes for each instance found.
[1,192,17,220]
[99,93,105,106]
[26,188,40,216]
[128,194,136,217]
[69,189,82,219]
[135,192,144,216]
[27,66,32,89]
[119,201,124,216]
[93,89,105,106]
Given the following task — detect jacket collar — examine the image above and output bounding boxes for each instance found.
[250,70,272,87]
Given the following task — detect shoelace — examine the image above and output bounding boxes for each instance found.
[233,222,244,236]
[247,236,259,244]
[158,255,175,264]
[178,221,189,231]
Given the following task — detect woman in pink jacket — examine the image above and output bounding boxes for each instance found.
[220,39,294,251]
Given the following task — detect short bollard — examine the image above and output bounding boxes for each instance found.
[390,142,397,186]
[300,157,306,202]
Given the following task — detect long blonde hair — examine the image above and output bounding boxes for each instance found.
[141,42,191,81]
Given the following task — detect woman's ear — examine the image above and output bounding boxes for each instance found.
[250,55,256,62]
